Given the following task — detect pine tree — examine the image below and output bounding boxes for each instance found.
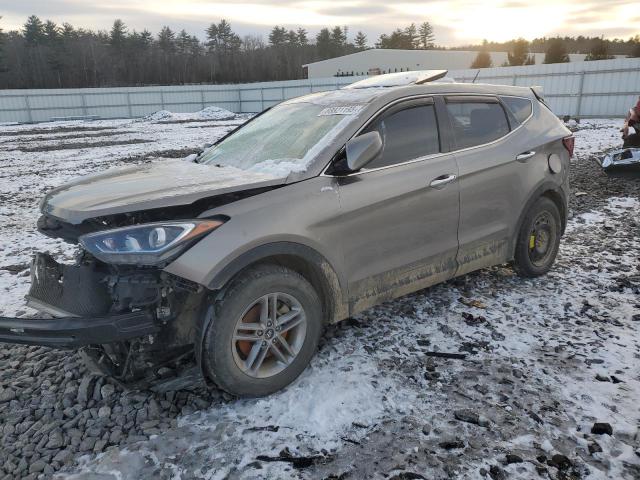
[585,38,614,61]
[158,26,176,54]
[507,38,533,66]
[376,29,413,49]
[354,31,367,50]
[544,38,569,64]
[61,23,76,41]
[471,51,492,68]
[176,29,193,55]
[268,26,287,47]
[286,30,298,46]
[23,15,45,46]
[296,28,308,46]
[316,28,332,59]
[0,17,5,73]
[207,19,241,53]
[405,23,419,49]
[139,30,153,48]
[43,20,64,86]
[418,22,435,49]
[44,20,60,41]
[109,19,127,52]
[630,36,640,58]
[330,26,347,51]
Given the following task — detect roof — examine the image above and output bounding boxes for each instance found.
[343,70,448,89]
[283,81,537,108]
[302,48,598,70]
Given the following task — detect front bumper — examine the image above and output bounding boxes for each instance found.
[0,310,159,348]
[0,252,161,349]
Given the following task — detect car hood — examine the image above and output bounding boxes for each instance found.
[41,160,285,224]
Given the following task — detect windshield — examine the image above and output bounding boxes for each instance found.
[199,102,359,176]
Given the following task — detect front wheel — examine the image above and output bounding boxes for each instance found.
[513,197,562,278]
[201,265,323,397]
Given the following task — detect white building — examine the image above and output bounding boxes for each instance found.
[302,49,608,79]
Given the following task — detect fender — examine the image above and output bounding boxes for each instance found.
[510,181,568,258]
[195,241,349,384]
[206,241,349,326]
[208,241,345,291]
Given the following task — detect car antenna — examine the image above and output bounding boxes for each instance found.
[472,69,481,84]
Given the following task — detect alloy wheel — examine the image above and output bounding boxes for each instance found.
[231,292,307,379]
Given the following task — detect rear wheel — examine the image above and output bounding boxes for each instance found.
[513,197,561,278]
[201,265,323,397]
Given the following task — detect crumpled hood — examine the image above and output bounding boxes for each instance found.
[41,160,284,224]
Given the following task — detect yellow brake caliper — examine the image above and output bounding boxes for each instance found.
[529,234,536,250]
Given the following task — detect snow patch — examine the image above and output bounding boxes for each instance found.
[247,159,307,177]
[142,110,173,121]
[143,106,236,122]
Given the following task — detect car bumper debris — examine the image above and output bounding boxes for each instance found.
[599,148,640,172]
[0,310,158,348]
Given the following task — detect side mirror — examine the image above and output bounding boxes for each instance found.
[345,131,382,172]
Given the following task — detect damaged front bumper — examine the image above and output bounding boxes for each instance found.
[0,252,161,348]
[0,310,158,348]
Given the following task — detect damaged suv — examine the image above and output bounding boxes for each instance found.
[0,71,573,397]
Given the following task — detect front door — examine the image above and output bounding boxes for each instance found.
[331,98,460,313]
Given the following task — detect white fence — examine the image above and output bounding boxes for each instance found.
[450,58,640,120]
[0,77,360,123]
[1,57,639,123]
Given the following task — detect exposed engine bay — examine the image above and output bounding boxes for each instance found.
[25,251,205,390]
[1,185,281,391]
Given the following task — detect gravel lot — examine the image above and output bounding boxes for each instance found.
[0,115,639,480]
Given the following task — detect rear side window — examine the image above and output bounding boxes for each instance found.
[501,97,533,125]
[364,104,440,169]
[446,100,510,150]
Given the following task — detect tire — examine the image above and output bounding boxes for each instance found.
[513,197,562,278]
[201,264,323,397]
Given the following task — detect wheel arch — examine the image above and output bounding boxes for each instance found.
[208,242,349,326]
[511,182,568,259]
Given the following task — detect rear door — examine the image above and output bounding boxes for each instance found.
[444,95,537,275]
[331,98,460,313]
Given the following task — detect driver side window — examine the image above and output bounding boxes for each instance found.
[363,103,441,170]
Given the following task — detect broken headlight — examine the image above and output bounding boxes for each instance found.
[79,220,223,265]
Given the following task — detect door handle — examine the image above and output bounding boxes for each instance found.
[430,174,457,189]
[516,151,536,162]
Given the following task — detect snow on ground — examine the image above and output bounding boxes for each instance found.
[0,115,639,480]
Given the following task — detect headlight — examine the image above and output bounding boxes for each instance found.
[79,220,224,265]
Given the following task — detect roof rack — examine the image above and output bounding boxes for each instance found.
[343,70,449,89]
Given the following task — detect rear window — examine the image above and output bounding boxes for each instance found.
[446,100,510,150]
[501,97,533,125]
[363,104,440,169]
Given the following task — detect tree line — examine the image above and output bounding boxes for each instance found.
[469,36,640,68]
[0,16,436,89]
[0,15,639,88]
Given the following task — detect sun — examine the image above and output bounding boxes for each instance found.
[394,1,575,43]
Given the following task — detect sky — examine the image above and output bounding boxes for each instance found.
[2,0,640,46]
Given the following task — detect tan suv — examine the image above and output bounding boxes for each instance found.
[0,72,573,396]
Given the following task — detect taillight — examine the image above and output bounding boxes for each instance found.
[562,136,575,158]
